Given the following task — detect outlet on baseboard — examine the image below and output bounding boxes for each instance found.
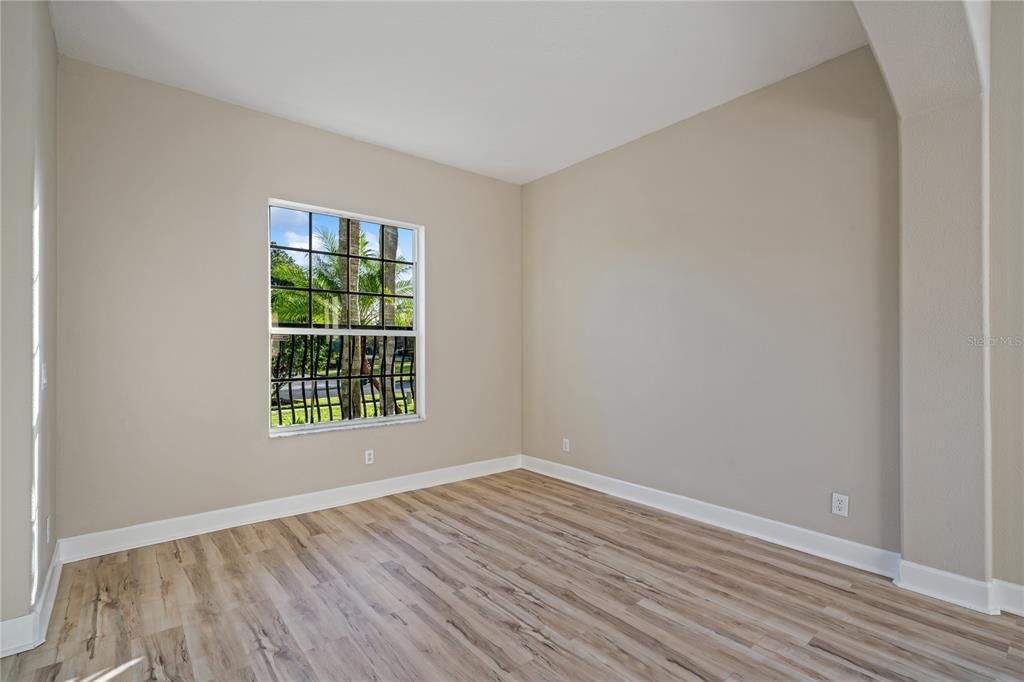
[365,449,375,465]
[562,438,570,453]
[831,492,849,517]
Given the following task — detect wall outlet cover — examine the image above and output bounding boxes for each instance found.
[831,492,849,517]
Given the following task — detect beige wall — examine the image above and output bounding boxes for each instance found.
[991,0,1024,585]
[899,93,989,579]
[1,1,59,620]
[56,59,521,538]
[522,47,901,551]
[856,0,1004,583]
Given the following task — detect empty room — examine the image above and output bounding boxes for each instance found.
[2,0,1023,679]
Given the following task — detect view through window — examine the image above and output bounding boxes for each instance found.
[269,203,420,431]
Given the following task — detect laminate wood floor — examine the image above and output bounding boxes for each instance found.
[3,470,1023,681]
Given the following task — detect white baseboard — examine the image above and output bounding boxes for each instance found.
[58,454,522,564]
[895,560,999,615]
[10,452,1014,659]
[520,455,901,579]
[1,549,62,657]
[993,578,1024,617]
[520,456,1024,618]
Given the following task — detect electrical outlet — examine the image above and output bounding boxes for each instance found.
[831,492,849,517]
[364,449,375,465]
[562,438,570,453]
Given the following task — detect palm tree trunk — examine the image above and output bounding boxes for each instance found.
[381,226,399,414]
[340,218,361,420]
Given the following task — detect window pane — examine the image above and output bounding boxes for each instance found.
[384,297,414,329]
[382,225,416,262]
[398,228,415,262]
[270,249,309,288]
[356,221,380,258]
[271,289,309,326]
[312,253,346,292]
[383,262,414,297]
[382,225,398,260]
[313,292,348,328]
[387,336,416,375]
[335,335,362,377]
[388,376,416,415]
[270,207,309,249]
[271,334,309,381]
[311,213,344,253]
[271,382,311,427]
[355,257,382,293]
[361,380,383,417]
[363,336,385,375]
[355,295,382,327]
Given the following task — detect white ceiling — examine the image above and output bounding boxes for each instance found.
[50,1,868,184]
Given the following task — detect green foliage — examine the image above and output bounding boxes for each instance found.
[271,226,414,328]
[270,248,305,286]
[270,248,309,324]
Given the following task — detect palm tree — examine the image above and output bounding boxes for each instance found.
[313,222,413,417]
[270,220,415,422]
[311,226,413,327]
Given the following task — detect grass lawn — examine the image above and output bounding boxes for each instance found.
[271,395,415,427]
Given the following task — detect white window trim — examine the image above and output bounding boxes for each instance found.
[267,198,426,437]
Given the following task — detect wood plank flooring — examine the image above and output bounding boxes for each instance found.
[3,470,1023,681]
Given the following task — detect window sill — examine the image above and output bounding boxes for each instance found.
[269,414,425,438]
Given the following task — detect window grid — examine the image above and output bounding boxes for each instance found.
[269,203,420,431]
[270,210,415,330]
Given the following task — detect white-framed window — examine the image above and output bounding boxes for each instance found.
[268,199,424,435]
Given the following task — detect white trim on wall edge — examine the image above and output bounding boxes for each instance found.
[895,566,1024,617]
[993,579,1024,617]
[1,550,62,657]
[520,455,902,579]
[57,455,522,564]
[895,560,1000,614]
